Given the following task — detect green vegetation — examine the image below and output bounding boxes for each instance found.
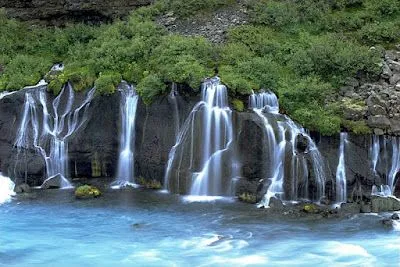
[75,185,102,199]
[1,0,399,134]
[238,192,257,204]
[136,177,163,189]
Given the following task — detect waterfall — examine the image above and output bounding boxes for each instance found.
[249,91,326,207]
[14,83,95,188]
[0,173,15,204]
[169,83,180,141]
[164,77,238,197]
[336,133,347,203]
[371,135,380,175]
[112,84,139,188]
[369,135,400,196]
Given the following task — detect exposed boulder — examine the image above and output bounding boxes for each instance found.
[367,115,391,129]
[41,174,64,189]
[371,196,400,213]
[14,183,32,193]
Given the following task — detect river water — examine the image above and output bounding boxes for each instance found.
[0,189,399,266]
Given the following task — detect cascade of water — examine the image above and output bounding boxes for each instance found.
[169,83,180,141]
[0,91,17,100]
[249,91,326,207]
[14,84,95,188]
[112,84,139,188]
[371,135,380,175]
[388,137,400,194]
[164,77,238,197]
[0,172,15,204]
[369,135,400,196]
[336,133,347,203]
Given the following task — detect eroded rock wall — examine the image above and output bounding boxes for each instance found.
[0,0,152,24]
[0,86,399,200]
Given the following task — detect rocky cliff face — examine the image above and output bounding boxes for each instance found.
[340,48,400,135]
[0,0,152,24]
[0,85,399,201]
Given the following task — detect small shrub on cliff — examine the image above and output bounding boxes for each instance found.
[163,0,236,17]
[94,72,122,95]
[136,74,167,104]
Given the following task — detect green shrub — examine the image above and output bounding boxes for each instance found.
[231,98,245,112]
[136,74,167,104]
[249,0,298,28]
[94,72,122,95]
[357,21,400,44]
[342,119,371,134]
[1,54,51,91]
[164,0,235,17]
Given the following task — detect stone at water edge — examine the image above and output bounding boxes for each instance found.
[391,213,400,220]
[41,174,63,189]
[371,195,400,213]
[75,185,101,199]
[14,183,32,193]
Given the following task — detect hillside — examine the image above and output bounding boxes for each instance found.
[0,0,400,135]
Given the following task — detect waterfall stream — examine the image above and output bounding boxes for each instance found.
[14,83,95,188]
[336,133,347,204]
[249,91,326,207]
[0,173,15,204]
[164,77,238,197]
[370,135,400,196]
[112,84,139,188]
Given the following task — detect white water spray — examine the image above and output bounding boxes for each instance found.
[0,173,15,204]
[164,77,238,197]
[15,84,95,188]
[249,91,326,207]
[336,133,347,203]
[112,84,139,188]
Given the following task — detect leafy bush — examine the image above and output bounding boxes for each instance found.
[136,74,167,104]
[164,0,235,17]
[357,20,400,44]
[249,0,298,28]
[94,72,122,95]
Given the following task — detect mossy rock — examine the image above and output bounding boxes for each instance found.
[238,192,257,204]
[303,204,319,213]
[75,185,101,199]
[231,98,245,112]
[136,177,162,190]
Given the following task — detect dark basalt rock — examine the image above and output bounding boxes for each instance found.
[0,0,152,25]
[1,83,400,205]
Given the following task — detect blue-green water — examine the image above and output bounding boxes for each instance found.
[0,189,399,266]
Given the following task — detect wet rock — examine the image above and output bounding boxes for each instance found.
[295,134,309,153]
[14,183,32,193]
[381,218,394,226]
[360,203,372,213]
[340,202,361,214]
[269,197,284,210]
[41,174,64,189]
[391,213,400,220]
[302,203,319,214]
[371,196,400,212]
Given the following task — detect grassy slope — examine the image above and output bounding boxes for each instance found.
[0,0,399,135]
